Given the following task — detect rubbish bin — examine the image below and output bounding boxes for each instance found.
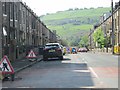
[114,45,120,54]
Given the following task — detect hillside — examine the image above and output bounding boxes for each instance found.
[40,7,110,46]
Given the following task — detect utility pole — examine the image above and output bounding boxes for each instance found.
[111,0,115,54]
[0,1,2,59]
[90,29,92,51]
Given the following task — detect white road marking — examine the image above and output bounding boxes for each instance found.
[17,87,31,88]
[89,67,99,78]
[80,86,95,88]
[89,67,105,87]
[73,70,90,73]
[81,57,99,79]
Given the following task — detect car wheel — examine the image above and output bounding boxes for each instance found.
[59,56,63,60]
[43,56,48,60]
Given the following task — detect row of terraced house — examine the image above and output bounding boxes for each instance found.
[0,1,60,61]
[89,1,120,54]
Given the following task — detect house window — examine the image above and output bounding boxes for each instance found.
[2,2,7,14]
[10,31,15,40]
[10,3,13,19]
[23,11,25,24]
[14,4,17,20]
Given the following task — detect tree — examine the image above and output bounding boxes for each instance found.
[61,39,68,46]
[74,8,79,10]
[79,35,89,47]
[84,7,88,10]
[69,36,80,46]
[90,7,94,9]
[93,27,106,48]
[68,8,74,11]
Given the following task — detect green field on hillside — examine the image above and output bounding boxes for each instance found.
[47,24,93,37]
[40,7,110,46]
[41,7,110,21]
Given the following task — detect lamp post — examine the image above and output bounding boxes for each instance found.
[111,0,115,54]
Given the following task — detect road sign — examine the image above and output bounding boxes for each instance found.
[0,55,14,74]
[26,50,37,58]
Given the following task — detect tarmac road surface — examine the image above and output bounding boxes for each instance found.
[2,52,118,88]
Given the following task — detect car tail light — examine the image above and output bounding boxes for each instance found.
[57,48,61,51]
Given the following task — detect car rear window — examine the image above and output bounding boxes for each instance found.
[45,44,59,48]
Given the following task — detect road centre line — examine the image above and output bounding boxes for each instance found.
[78,54,106,87]
[80,56,99,78]
[89,67,99,79]
[89,67,106,87]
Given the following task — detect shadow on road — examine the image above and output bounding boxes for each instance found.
[2,56,96,88]
[42,57,71,61]
[35,57,95,88]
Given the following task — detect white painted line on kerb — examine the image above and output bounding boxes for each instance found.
[89,67,99,79]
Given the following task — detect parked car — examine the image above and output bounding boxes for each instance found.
[78,47,88,52]
[71,48,77,54]
[43,43,63,60]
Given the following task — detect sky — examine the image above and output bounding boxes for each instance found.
[22,0,119,16]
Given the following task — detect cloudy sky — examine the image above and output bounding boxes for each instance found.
[22,0,119,16]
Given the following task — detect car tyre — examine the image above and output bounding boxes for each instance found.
[43,56,48,60]
[59,56,63,60]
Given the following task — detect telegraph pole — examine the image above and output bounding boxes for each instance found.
[111,0,115,54]
[90,29,92,51]
[0,1,2,59]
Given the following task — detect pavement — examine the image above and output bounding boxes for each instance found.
[11,55,43,73]
[91,51,120,56]
[0,55,43,81]
[1,55,43,81]
[0,52,62,81]
[91,51,112,54]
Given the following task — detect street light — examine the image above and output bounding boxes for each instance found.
[111,0,115,54]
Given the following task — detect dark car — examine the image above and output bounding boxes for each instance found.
[43,43,63,60]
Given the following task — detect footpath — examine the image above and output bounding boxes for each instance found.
[1,55,43,81]
[11,55,43,73]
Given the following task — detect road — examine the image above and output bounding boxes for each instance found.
[2,52,118,88]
